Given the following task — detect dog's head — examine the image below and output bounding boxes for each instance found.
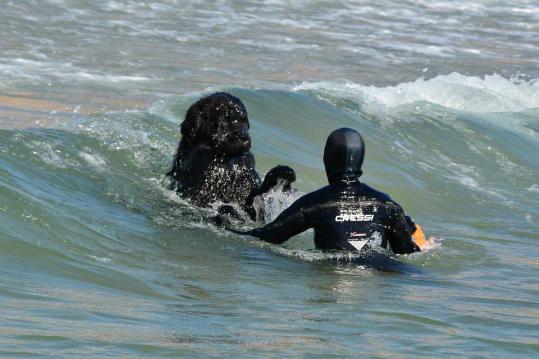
[180,92,251,156]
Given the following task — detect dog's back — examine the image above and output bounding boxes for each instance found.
[174,146,260,207]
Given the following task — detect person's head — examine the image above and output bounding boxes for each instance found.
[180,92,251,156]
[323,128,365,184]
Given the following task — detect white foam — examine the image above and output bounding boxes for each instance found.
[237,39,320,52]
[88,255,112,263]
[416,1,487,13]
[0,58,150,84]
[31,141,68,168]
[70,72,149,83]
[272,247,364,262]
[0,62,38,80]
[410,236,442,254]
[293,73,539,113]
[79,152,107,171]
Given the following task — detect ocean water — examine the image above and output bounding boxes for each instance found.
[1,1,538,357]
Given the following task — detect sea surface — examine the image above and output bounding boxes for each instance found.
[1,1,538,357]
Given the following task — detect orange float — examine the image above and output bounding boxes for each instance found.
[412,224,427,249]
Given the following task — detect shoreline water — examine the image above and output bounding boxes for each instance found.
[0,92,149,129]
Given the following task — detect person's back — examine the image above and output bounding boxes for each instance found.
[231,127,420,254]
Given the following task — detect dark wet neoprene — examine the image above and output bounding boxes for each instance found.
[232,128,420,254]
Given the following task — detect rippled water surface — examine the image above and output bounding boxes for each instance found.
[1,1,538,357]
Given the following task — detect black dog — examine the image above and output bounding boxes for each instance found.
[167,92,295,220]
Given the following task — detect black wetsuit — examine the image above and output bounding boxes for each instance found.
[238,180,419,254]
[232,127,420,255]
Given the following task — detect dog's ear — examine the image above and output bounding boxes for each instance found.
[179,99,205,151]
[180,94,226,149]
[168,98,207,179]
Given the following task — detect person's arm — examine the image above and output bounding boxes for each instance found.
[229,196,310,244]
[386,206,421,254]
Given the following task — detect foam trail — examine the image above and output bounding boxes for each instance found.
[294,73,539,113]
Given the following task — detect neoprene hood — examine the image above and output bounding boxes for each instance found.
[323,128,365,183]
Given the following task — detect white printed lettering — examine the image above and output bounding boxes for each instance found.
[335,212,374,222]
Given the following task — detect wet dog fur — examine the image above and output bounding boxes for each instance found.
[167,92,295,220]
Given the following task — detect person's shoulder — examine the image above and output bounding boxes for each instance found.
[294,185,332,206]
[359,183,394,203]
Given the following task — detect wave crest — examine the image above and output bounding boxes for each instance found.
[294,73,539,113]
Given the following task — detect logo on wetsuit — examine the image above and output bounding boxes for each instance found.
[335,211,374,222]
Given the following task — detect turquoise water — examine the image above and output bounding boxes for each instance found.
[1,1,539,357]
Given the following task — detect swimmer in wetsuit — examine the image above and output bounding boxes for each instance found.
[230,128,421,254]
